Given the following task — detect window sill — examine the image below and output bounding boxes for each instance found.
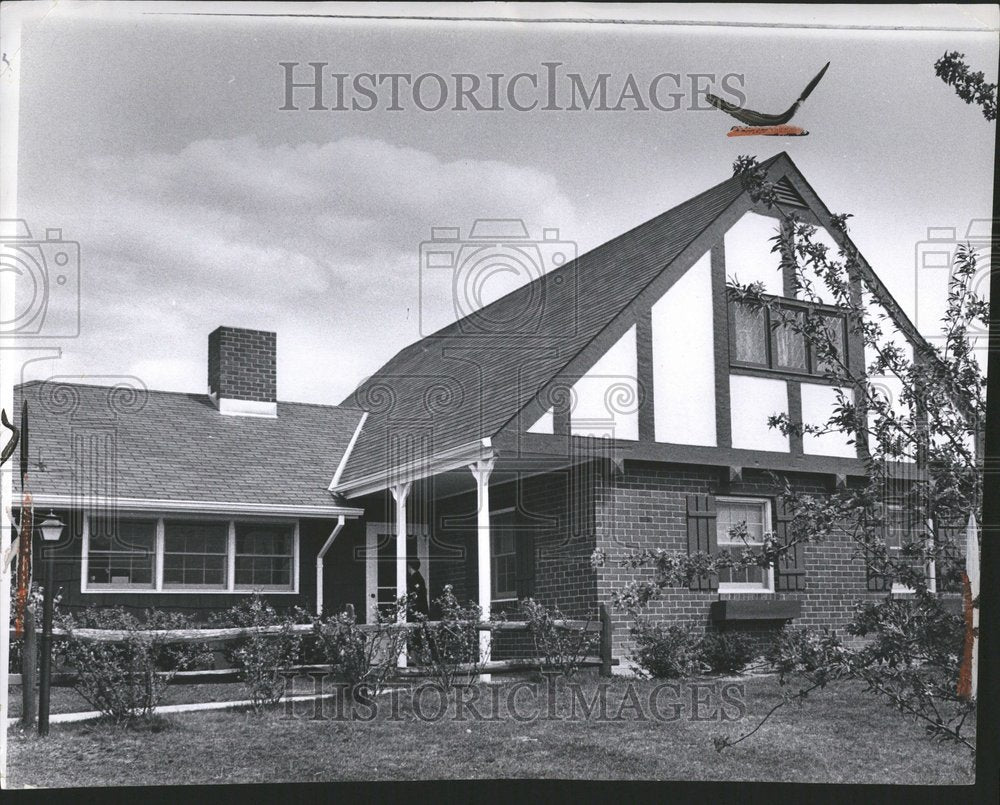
[710,599,802,622]
[730,365,842,386]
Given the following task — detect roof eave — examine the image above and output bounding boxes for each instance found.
[332,437,494,498]
[22,494,365,518]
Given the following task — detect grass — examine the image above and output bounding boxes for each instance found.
[6,675,976,787]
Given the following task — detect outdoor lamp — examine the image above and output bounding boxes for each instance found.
[37,511,64,737]
[38,512,64,542]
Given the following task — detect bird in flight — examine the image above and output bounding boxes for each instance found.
[707,62,830,134]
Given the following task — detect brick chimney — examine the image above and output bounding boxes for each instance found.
[207,326,277,417]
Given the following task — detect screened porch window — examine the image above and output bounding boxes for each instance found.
[163,521,228,589]
[235,522,295,590]
[86,519,156,589]
[84,516,298,593]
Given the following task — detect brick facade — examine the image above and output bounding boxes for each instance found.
[593,460,962,663]
[208,326,277,403]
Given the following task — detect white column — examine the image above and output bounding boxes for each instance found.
[390,482,411,668]
[469,458,495,677]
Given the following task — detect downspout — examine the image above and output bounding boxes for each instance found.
[316,515,346,616]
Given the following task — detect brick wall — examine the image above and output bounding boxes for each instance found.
[592,461,942,663]
[208,326,277,403]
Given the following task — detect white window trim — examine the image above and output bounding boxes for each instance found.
[81,514,300,595]
[715,496,775,595]
[886,508,936,596]
[490,505,519,601]
[364,522,429,622]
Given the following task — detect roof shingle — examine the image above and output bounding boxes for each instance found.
[13,381,363,509]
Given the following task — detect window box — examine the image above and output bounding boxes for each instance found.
[710,599,802,622]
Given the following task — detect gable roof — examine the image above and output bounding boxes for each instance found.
[335,151,942,495]
[335,155,787,489]
[13,381,365,515]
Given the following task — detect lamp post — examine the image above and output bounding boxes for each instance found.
[36,512,64,737]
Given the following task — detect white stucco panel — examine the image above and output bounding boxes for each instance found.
[800,383,858,458]
[570,325,639,440]
[652,251,716,446]
[730,375,789,452]
[863,289,917,461]
[527,406,554,434]
[795,225,842,305]
[723,211,784,296]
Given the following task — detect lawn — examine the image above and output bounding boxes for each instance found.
[5,675,976,787]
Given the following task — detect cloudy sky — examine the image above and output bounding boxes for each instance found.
[6,4,997,404]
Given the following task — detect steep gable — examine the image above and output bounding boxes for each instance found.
[334,153,935,493]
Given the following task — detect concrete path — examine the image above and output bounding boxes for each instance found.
[7,693,337,726]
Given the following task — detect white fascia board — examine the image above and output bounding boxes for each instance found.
[23,494,364,519]
[332,437,494,499]
[328,411,368,490]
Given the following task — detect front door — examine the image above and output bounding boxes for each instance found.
[365,523,429,622]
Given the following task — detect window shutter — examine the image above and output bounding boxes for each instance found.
[866,508,892,591]
[515,528,536,599]
[686,494,718,591]
[773,497,806,591]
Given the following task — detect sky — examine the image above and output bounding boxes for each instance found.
[4,3,997,405]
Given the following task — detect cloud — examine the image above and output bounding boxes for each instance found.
[19,136,580,403]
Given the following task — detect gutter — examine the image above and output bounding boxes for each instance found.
[19,494,365,519]
[315,514,346,616]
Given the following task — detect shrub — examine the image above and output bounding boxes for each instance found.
[212,594,301,712]
[520,598,599,678]
[410,585,486,689]
[698,631,757,675]
[766,626,843,679]
[54,606,211,723]
[630,621,699,679]
[313,600,407,702]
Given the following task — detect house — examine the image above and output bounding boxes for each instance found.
[12,152,961,666]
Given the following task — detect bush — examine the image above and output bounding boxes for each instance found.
[313,601,407,702]
[410,585,485,689]
[698,631,757,675]
[630,621,699,679]
[766,626,843,679]
[211,594,301,712]
[54,606,211,723]
[520,598,599,678]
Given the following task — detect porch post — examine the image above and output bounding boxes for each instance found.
[390,482,411,668]
[469,458,495,677]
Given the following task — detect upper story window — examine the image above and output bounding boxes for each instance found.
[729,297,847,377]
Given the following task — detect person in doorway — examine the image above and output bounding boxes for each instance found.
[406,557,437,663]
[406,557,429,620]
